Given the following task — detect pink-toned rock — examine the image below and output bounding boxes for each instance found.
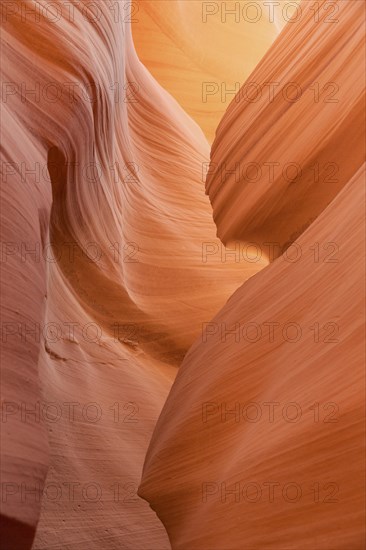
[1,1,262,548]
[1,1,364,549]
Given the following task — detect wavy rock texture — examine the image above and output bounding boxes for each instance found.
[206,0,365,249]
[1,1,265,549]
[139,0,366,548]
[140,164,366,549]
[1,0,365,549]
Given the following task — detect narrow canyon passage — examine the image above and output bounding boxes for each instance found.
[1,1,365,549]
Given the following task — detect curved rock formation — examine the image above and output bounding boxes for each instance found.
[1,0,364,549]
[139,0,366,548]
[205,0,365,250]
[140,163,366,549]
[1,1,264,548]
